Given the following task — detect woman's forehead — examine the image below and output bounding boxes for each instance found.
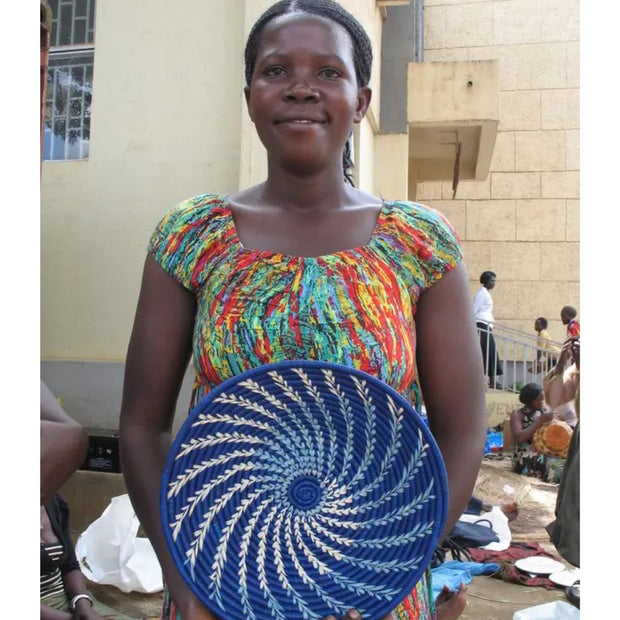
[257,12,355,59]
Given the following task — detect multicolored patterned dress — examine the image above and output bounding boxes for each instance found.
[148,193,463,620]
[512,407,565,484]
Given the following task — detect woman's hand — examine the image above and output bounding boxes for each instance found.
[322,611,362,620]
[538,411,554,425]
[72,600,106,620]
[322,611,395,620]
[178,595,221,620]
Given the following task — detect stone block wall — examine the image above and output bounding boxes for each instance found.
[418,0,579,342]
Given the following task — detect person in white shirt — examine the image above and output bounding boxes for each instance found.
[473,271,503,388]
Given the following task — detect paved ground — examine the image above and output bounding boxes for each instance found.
[77,458,577,619]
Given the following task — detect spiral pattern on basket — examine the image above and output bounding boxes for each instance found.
[162,363,446,620]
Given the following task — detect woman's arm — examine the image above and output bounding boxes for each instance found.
[40,382,88,504]
[543,339,579,408]
[60,570,106,620]
[510,408,552,444]
[414,262,487,539]
[119,255,217,620]
[40,604,72,620]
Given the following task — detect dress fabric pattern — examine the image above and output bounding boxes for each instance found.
[148,193,463,620]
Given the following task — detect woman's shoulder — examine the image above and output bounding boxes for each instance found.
[382,199,461,249]
[154,192,228,230]
[380,199,462,259]
[384,199,457,227]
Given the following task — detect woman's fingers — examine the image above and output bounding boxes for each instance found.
[321,611,362,620]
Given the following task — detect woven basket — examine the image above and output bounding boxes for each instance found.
[161,360,448,620]
[532,419,573,458]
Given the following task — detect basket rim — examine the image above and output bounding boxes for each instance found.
[161,359,449,619]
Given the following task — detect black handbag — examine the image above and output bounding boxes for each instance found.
[448,518,499,548]
[430,518,500,567]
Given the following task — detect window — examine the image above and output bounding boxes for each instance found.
[43,0,96,161]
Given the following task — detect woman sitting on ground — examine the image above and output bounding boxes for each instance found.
[41,385,134,620]
[510,383,565,484]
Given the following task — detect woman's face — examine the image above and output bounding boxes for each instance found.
[531,392,544,411]
[245,13,371,175]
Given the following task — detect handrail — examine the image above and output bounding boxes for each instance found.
[476,321,563,393]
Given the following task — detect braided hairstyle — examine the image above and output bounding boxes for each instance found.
[244,0,373,186]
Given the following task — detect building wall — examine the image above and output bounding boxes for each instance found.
[40,0,389,428]
[41,0,246,361]
[417,0,579,342]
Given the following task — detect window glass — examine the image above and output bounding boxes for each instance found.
[44,0,96,161]
[44,52,93,161]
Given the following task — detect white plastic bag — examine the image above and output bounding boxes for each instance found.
[513,600,579,619]
[75,494,163,593]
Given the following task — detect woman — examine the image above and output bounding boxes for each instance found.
[41,495,129,620]
[119,2,487,619]
[510,383,565,484]
[473,271,503,388]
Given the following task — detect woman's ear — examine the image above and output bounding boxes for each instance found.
[244,86,254,121]
[353,86,372,123]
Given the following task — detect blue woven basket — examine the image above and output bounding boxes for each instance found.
[161,360,448,620]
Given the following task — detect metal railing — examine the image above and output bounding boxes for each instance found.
[476,322,563,393]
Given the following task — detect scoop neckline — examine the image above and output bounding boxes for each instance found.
[221,195,390,260]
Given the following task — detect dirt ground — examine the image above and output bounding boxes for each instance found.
[80,457,576,619]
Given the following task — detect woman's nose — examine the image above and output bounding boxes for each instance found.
[283,80,319,102]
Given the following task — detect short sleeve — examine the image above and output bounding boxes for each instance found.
[147,193,228,292]
[381,201,463,299]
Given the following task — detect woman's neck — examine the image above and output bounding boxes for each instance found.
[260,163,353,211]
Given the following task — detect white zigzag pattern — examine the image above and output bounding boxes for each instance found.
[185,476,260,569]
[292,368,335,481]
[268,371,322,474]
[175,432,263,459]
[170,462,260,540]
[167,449,257,499]
[322,370,355,494]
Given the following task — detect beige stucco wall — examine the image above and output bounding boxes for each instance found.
[417,0,579,342]
[42,0,247,360]
[41,0,388,361]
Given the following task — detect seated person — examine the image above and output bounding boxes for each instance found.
[41,381,88,505]
[41,386,136,620]
[510,383,565,484]
[41,495,112,620]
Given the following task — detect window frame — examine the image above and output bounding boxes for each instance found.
[43,0,96,162]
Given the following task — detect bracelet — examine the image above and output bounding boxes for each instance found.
[70,593,94,611]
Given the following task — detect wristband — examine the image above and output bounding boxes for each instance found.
[70,593,94,611]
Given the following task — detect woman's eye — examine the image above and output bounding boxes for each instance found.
[319,68,342,79]
[265,66,286,77]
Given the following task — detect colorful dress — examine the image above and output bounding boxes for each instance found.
[512,407,565,484]
[148,193,463,620]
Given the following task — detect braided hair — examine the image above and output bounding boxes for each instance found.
[244,0,373,186]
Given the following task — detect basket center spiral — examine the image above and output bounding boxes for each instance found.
[287,475,322,510]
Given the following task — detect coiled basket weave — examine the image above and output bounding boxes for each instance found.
[532,419,573,458]
[161,360,448,620]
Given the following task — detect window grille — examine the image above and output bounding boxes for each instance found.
[43,0,96,161]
